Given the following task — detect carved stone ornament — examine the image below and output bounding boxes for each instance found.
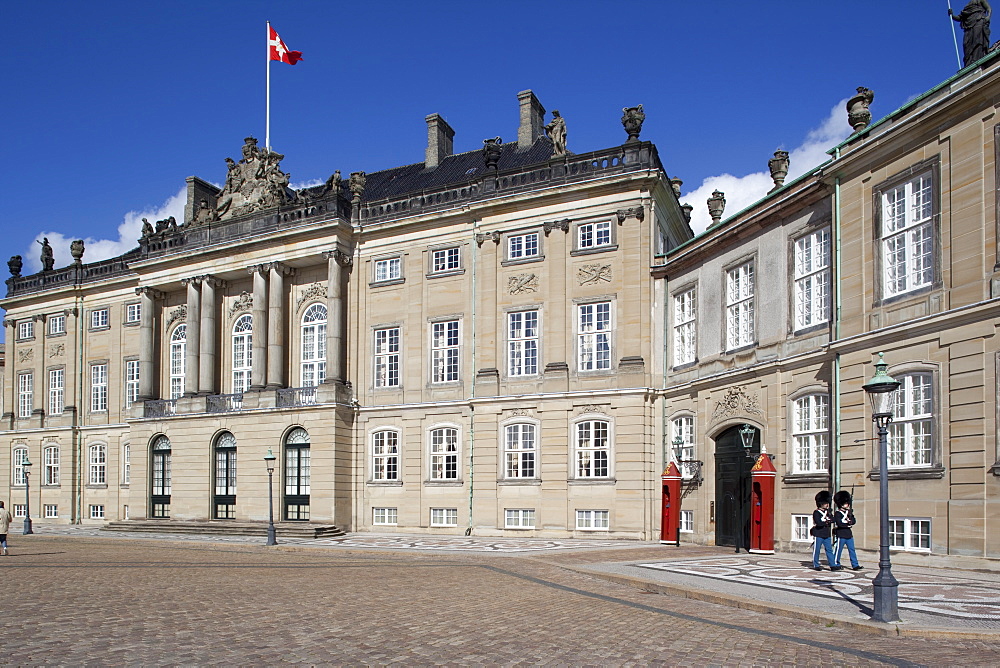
[18,348,33,362]
[669,178,683,198]
[38,237,54,272]
[544,110,567,157]
[615,207,645,224]
[482,137,503,170]
[229,291,253,317]
[578,264,612,285]
[621,105,645,143]
[49,343,65,358]
[768,150,790,192]
[711,386,763,423]
[349,171,367,201]
[324,247,353,268]
[543,219,571,235]
[707,190,726,226]
[508,273,539,295]
[846,87,874,132]
[475,231,501,247]
[70,239,85,265]
[578,404,607,415]
[508,408,529,417]
[165,305,187,328]
[8,255,22,277]
[296,282,327,310]
[213,137,291,222]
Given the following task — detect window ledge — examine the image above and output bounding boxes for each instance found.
[781,473,829,485]
[501,256,544,267]
[367,480,403,487]
[569,478,616,485]
[571,245,618,257]
[123,321,141,328]
[498,479,541,486]
[867,466,945,481]
[47,332,67,338]
[89,326,111,333]
[369,278,405,288]
[426,269,465,279]
[423,480,463,487]
[86,484,109,490]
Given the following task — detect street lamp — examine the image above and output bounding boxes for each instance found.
[264,448,277,546]
[22,458,33,535]
[862,352,902,623]
[736,424,756,553]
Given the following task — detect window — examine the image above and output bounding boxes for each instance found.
[91,308,109,329]
[576,510,610,530]
[578,221,612,249]
[125,303,142,324]
[91,364,108,412]
[890,518,931,552]
[881,171,934,298]
[429,427,459,480]
[12,447,28,486]
[170,325,186,399]
[284,428,311,521]
[151,435,171,518]
[726,262,754,350]
[48,315,65,335]
[89,505,105,520]
[44,504,58,519]
[301,304,327,387]
[43,446,59,485]
[213,432,237,519]
[792,514,812,542]
[671,416,696,480]
[372,430,399,481]
[575,419,611,478]
[232,315,253,394]
[373,507,398,525]
[13,505,25,518]
[508,311,538,376]
[888,373,933,468]
[122,444,130,485]
[374,257,402,282]
[794,229,831,330]
[431,247,461,273]
[680,510,694,533]
[18,372,33,419]
[577,302,611,371]
[430,508,458,527]
[505,509,535,529]
[504,423,537,479]
[508,232,539,260]
[792,395,829,474]
[48,368,64,415]
[374,327,400,388]
[88,443,107,485]
[125,360,140,408]
[673,288,696,366]
[431,320,460,383]
[17,321,34,340]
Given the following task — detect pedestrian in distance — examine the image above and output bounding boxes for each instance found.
[833,490,863,571]
[811,490,837,571]
[0,501,11,556]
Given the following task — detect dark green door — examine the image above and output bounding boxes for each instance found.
[714,425,759,549]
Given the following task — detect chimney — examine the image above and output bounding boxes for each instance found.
[517,90,546,149]
[425,113,455,169]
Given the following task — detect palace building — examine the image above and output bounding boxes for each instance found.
[3,58,999,559]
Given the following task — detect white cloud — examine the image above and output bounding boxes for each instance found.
[291,178,324,190]
[681,100,851,234]
[24,188,187,273]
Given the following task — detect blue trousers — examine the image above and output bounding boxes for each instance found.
[812,536,835,568]
[835,536,859,568]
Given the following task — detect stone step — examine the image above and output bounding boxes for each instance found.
[101,519,345,539]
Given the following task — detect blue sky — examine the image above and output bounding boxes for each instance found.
[0,1,972,332]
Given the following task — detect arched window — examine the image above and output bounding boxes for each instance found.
[371,429,399,481]
[43,445,60,485]
[889,373,933,468]
[300,304,327,387]
[88,443,107,485]
[284,427,311,520]
[575,419,610,478]
[170,324,186,399]
[12,447,28,486]
[151,435,171,518]
[503,423,536,479]
[429,427,459,480]
[214,432,237,519]
[232,315,253,393]
[792,395,829,474]
[671,416,696,479]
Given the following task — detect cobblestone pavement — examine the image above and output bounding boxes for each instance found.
[3,533,1000,666]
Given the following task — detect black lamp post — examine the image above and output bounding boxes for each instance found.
[264,448,277,546]
[862,352,902,623]
[22,458,33,535]
[672,434,684,471]
[737,424,755,553]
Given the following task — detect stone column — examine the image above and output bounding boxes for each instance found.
[135,287,162,400]
[199,276,224,395]
[323,246,353,383]
[266,263,293,389]
[249,265,268,390]
[181,277,201,397]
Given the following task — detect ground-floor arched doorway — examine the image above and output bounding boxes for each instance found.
[714,424,760,549]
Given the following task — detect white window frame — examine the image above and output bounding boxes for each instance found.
[374,327,401,388]
[673,288,696,366]
[44,504,58,519]
[888,373,934,468]
[125,303,142,324]
[17,372,33,419]
[431,247,461,274]
[792,395,829,474]
[12,447,28,486]
[170,324,186,399]
[12,505,25,519]
[726,261,754,350]
[881,171,934,299]
[48,314,65,335]
[372,507,398,525]
[507,232,540,260]
[575,418,611,479]
[671,416,696,480]
[91,308,109,329]
[232,314,253,394]
[577,302,612,371]
[503,422,537,480]
[576,509,610,531]
[577,221,612,249]
[122,443,131,485]
[371,429,400,481]
[48,368,64,415]
[88,443,107,485]
[430,508,458,527]
[507,310,539,377]
[680,510,694,533]
[429,426,459,481]
[89,504,105,520]
[889,518,931,552]
[792,514,812,542]
[374,257,402,282]
[793,229,831,330]
[300,303,327,387]
[431,320,460,383]
[90,363,108,412]
[125,359,140,408]
[43,445,60,485]
[18,320,34,340]
[505,508,536,529]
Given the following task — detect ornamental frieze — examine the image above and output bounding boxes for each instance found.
[578,405,608,415]
[508,273,538,295]
[229,291,253,317]
[578,264,612,285]
[165,306,187,328]
[296,282,327,310]
[507,408,530,417]
[710,386,763,423]
[48,344,64,358]
[18,348,33,363]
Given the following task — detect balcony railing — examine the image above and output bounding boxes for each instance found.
[144,399,177,418]
[207,393,243,413]
[276,386,317,408]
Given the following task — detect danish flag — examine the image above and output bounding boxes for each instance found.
[268,25,303,65]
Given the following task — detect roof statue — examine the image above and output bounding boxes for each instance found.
[951,1,992,67]
[7,255,22,278]
[847,87,874,132]
[37,237,54,271]
[545,110,567,157]
[214,136,292,221]
[70,239,85,266]
[621,105,645,143]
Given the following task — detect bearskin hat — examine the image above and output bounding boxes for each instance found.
[834,490,853,508]
[815,490,832,507]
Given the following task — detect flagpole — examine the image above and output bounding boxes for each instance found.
[266,20,271,152]
[948,1,963,69]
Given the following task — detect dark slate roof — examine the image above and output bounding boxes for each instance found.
[359,136,558,202]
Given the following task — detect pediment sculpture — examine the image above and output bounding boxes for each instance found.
[213,137,292,222]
